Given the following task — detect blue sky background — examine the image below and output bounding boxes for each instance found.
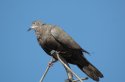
[0,0,125,82]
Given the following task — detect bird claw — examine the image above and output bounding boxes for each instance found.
[50,50,66,56]
[50,50,58,55]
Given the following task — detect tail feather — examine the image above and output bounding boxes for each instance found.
[77,60,103,81]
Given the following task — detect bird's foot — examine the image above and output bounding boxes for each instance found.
[50,50,58,55]
[50,50,66,55]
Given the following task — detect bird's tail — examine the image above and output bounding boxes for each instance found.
[77,59,103,81]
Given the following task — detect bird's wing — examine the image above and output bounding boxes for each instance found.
[51,26,89,53]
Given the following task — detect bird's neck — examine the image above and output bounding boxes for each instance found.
[34,26,47,37]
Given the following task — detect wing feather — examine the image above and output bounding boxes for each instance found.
[51,26,83,51]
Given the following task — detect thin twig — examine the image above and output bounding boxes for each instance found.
[40,50,88,82]
[56,52,83,82]
[40,58,53,82]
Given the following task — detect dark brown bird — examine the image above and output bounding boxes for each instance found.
[28,20,103,81]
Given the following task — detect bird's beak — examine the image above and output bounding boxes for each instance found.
[28,25,37,31]
[27,28,32,31]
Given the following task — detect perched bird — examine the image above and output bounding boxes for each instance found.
[28,20,103,81]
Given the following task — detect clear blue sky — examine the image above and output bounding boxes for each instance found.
[0,0,125,82]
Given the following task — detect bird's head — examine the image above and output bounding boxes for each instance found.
[28,20,43,31]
